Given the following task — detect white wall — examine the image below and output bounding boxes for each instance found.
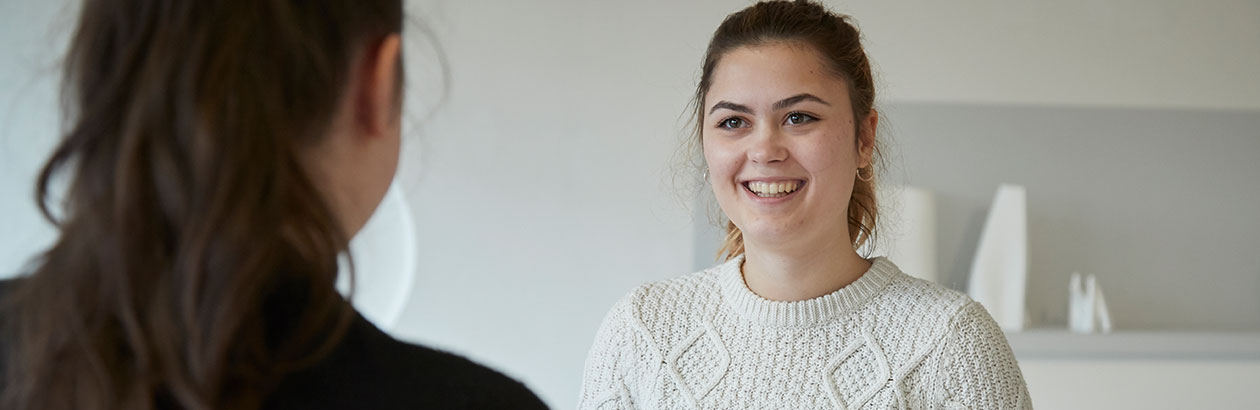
[847,0,1260,110]
[389,1,711,405]
[3,1,1259,409]
[0,1,68,277]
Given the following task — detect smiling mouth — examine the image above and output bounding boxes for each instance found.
[743,180,804,198]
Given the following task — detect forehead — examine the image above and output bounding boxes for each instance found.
[705,42,851,110]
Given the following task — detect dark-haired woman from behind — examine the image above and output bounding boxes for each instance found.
[0,1,547,409]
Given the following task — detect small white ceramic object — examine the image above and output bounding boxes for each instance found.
[967,184,1029,332]
[862,185,939,283]
[1069,272,1113,334]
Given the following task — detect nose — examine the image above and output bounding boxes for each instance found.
[748,127,788,164]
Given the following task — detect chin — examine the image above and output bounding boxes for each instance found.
[738,224,799,247]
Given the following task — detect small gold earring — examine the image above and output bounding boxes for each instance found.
[856,167,874,182]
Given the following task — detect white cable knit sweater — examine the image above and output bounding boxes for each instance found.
[579,256,1032,410]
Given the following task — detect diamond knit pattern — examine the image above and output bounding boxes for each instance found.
[579,256,1033,410]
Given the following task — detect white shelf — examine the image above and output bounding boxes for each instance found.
[1006,329,1260,360]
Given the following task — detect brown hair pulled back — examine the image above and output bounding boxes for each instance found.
[694,0,882,260]
[1,1,402,409]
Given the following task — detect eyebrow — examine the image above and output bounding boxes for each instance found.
[773,93,830,111]
[708,93,831,115]
[709,101,751,115]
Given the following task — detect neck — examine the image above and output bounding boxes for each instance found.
[741,235,871,302]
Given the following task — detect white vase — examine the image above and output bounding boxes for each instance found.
[967,184,1029,332]
[863,185,938,282]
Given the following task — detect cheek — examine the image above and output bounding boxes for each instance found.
[801,133,859,210]
[701,137,739,180]
[701,138,746,214]
[797,132,854,175]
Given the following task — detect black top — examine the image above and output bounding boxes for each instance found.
[0,279,549,410]
[264,311,549,410]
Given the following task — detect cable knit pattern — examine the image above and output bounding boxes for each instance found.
[579,256,1032,410]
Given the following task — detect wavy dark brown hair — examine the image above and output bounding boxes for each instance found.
[693,0,884,260]
[0,1,402,409]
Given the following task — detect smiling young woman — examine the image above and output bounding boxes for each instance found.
[579,1,1031,409]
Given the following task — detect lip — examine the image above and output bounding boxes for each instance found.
[740,178,806,203]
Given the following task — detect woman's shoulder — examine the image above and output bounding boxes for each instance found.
[605,263,729,323]
[864,259,986,332]
[877,262,974,312]
[267,312,549,410]
[636,265,726,301]
[385,343,549,409]
[0,277,23,300]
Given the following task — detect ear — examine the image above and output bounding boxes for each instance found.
[355,34,402,136]
[857,109,878,168]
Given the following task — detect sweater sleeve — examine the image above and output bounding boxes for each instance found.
[577,293,637,410]
[938,301,1033,409]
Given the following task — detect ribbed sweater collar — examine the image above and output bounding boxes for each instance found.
[717,254,900,327]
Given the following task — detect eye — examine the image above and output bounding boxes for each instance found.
[784,112,818,125]
[717,117,749,129]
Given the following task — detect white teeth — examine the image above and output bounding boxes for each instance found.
[746,181,802,197]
